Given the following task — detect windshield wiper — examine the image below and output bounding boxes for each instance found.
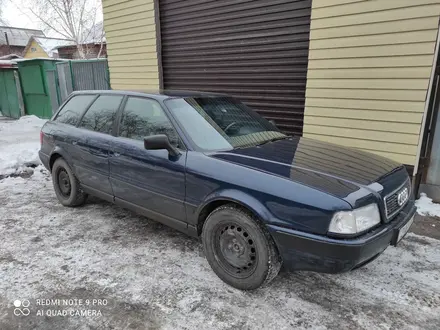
[255,136,290,147]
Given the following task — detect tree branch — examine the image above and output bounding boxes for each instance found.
[46,0,74,37]
[17,0,102,59]
[26,5,73,40]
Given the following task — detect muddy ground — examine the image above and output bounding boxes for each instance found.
[0,168,439,330]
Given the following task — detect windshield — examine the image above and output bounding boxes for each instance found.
[165,96,286,151]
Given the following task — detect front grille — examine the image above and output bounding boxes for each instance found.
[384,179,411,219]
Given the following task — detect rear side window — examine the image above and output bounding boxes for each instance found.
[55,95,96,125]
[78,95,123,134]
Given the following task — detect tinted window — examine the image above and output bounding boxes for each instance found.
[55,95,96,125]
[165,97,285,151]
[79,95,123,134]
[119,97,179,145]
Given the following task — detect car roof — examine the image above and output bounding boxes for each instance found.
[70,89,228,101]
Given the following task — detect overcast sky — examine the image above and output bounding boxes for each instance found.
[2,1,103,33]
[3,1,40,29]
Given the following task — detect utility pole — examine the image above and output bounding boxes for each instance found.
[4,32,11,54]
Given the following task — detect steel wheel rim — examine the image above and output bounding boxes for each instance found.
[57,169,71,198]
[213,222,258,278]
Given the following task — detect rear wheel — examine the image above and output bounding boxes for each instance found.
[202,204,281,290]
[52,158,87,207]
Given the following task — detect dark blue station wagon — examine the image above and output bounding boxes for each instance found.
[39,90,416,290]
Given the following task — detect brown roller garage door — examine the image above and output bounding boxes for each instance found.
[157,0,311,136]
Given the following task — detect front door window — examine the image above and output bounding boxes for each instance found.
[119,97,179,146]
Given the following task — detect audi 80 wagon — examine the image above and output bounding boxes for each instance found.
[39,90,416,290]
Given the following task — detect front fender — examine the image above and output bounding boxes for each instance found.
[197,188,274,224]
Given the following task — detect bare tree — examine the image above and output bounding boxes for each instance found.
[82,20,105,59]
[18,0,103,58]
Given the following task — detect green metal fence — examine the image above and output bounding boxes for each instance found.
[57,59,110,103]
[71,59,110,91]
[0,68,24,119]
[11,58,111,119]
[17,59,61,118]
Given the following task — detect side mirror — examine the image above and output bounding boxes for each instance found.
[144,134,180,157]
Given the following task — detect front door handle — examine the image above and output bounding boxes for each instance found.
[72,140,78,145]
[113,152,121,157]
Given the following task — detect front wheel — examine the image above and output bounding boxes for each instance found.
[202,204,281,290]
[52,158,87,207]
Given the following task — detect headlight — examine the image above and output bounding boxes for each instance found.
[328,203,381,235]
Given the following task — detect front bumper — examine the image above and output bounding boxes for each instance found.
[267,200,416,273]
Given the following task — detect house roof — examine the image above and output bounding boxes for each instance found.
[0,60,17,68]
[35,37,76,56]
[14,57,67,62]
[24,36,76,57]
[0,26,45,46]
[0,54,22,60]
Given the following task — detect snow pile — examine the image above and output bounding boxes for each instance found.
[0,115,47,176]
[416,193,440,217]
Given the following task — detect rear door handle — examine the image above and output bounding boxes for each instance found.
[113,152,120,157]
[72,140,78,145]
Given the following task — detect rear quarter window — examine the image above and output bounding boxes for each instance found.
[79,95,123,134]
[54,95,96,125]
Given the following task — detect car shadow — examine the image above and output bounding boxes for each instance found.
[84,195,202,253]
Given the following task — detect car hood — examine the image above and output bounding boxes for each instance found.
[209,136,403,199]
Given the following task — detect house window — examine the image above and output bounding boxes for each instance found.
[30,47,37,52]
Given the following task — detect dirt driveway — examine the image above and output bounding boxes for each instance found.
[0,168,439,330]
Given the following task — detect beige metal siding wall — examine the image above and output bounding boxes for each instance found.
[304,0,440,165]
[102,0,159,90]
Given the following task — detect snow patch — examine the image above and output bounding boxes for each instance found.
[1,169,439,329]
[0,116,439,328]
[0,115,46,130]
[0,115,47,176]
[416,193,440,218]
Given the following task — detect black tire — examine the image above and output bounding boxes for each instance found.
[202,204,281,290]
[51,158,87,207]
